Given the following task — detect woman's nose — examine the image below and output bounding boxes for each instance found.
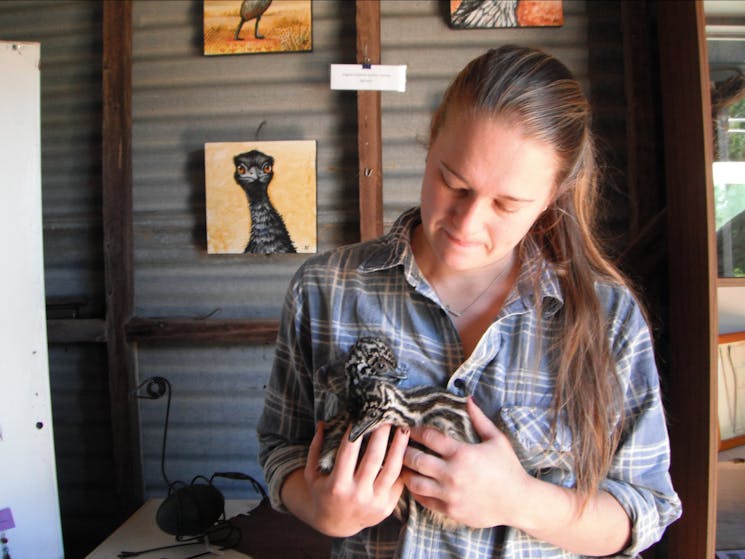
[450,196,489,234]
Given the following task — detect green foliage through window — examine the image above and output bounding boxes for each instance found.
[716,99,745,278]
[726,97,745,161]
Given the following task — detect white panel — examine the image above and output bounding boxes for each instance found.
[719,286,745,334]
[0,40,64,558]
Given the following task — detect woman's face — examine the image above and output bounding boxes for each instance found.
[418,111,559,273]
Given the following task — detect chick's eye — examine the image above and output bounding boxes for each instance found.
[262,163,272,173]
[237,164,247,174]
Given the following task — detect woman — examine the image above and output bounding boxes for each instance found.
[258,45,681,558]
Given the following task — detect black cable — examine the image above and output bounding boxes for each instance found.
[211,471,267,500]
[156,377,172,488]
[117,521,241,558]
[134,376,172,488]
[117,539,203,557]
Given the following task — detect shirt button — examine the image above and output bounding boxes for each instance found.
[453,378,466,391]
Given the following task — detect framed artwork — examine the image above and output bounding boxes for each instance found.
[205,140,317,254]
[203,0,312,56]
[718,331,745,450]
[450,0,563,29]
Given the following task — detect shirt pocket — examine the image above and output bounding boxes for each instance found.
[497,406,574,482]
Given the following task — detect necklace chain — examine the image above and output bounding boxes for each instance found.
[430,261,512,318]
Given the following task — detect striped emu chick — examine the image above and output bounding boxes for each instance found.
[317,337,406,473]
[349,378,479,445]
[349,378,480,529]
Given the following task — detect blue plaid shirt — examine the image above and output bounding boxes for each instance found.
[257,208,681,558]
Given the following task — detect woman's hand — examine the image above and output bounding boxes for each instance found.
[401,397,530,529]
[401,398,631,556]
[282,422,410,537]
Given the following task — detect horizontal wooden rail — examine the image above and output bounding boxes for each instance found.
[46,317,280,344]
[46,319,107,343]
[125,317,279,344]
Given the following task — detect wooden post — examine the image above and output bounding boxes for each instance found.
[656,2,718,557]
[356,0,383,240]
[102,0,143,518]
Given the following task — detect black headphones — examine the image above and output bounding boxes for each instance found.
[156,472,266,537]
[123,378,269,557]
[132,377,269,540]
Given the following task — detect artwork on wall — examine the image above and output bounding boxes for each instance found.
[450,0,563,28]
[718,331,745,450]
[205,140,317,254]
[203,0,312,56]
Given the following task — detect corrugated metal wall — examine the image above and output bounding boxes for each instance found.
[132,0,596,502]
[0,1,106,315]
[0,0,631,556]
[132,0,359,321]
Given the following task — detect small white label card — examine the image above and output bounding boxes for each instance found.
[330,64,407,92]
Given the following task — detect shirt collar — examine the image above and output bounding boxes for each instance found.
[358,207,420,275]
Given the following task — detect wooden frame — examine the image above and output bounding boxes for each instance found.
[355,0,383,240]
[657,1,719,557]
[718,331,745,450]
[101,0,143,519]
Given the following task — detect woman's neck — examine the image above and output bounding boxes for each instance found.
[411,224,517,357]
[411,225,515,301]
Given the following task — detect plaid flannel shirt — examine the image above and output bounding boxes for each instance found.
[257,208,681,558]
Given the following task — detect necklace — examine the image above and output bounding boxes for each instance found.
[430,260,512,318]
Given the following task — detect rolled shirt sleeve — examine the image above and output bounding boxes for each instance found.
[257,272,318,511]
[599,289,682,556]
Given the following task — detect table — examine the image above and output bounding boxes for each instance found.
[86,499,258,558]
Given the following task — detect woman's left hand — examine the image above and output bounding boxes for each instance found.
[401,397,531,529]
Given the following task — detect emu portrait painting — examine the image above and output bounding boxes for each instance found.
[205,140,317,255]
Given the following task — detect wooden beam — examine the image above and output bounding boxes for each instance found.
[356,0,383,241]
[46,319,107,344]
[126,317,279,345]
[656,2,718,557]
[102,0,143,519]
[619,0,665,243]
[45,316,279,345]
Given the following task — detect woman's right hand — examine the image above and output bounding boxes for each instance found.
[281,422,410,537]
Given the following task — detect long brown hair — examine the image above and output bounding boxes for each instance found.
[431,45,628,506]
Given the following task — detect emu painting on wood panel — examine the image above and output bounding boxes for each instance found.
[205,141,316,254]
[203,0,312,56]
[450,0,563,28]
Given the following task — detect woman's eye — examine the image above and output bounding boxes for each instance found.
[493,200,518,213]
[443,180,466,194]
